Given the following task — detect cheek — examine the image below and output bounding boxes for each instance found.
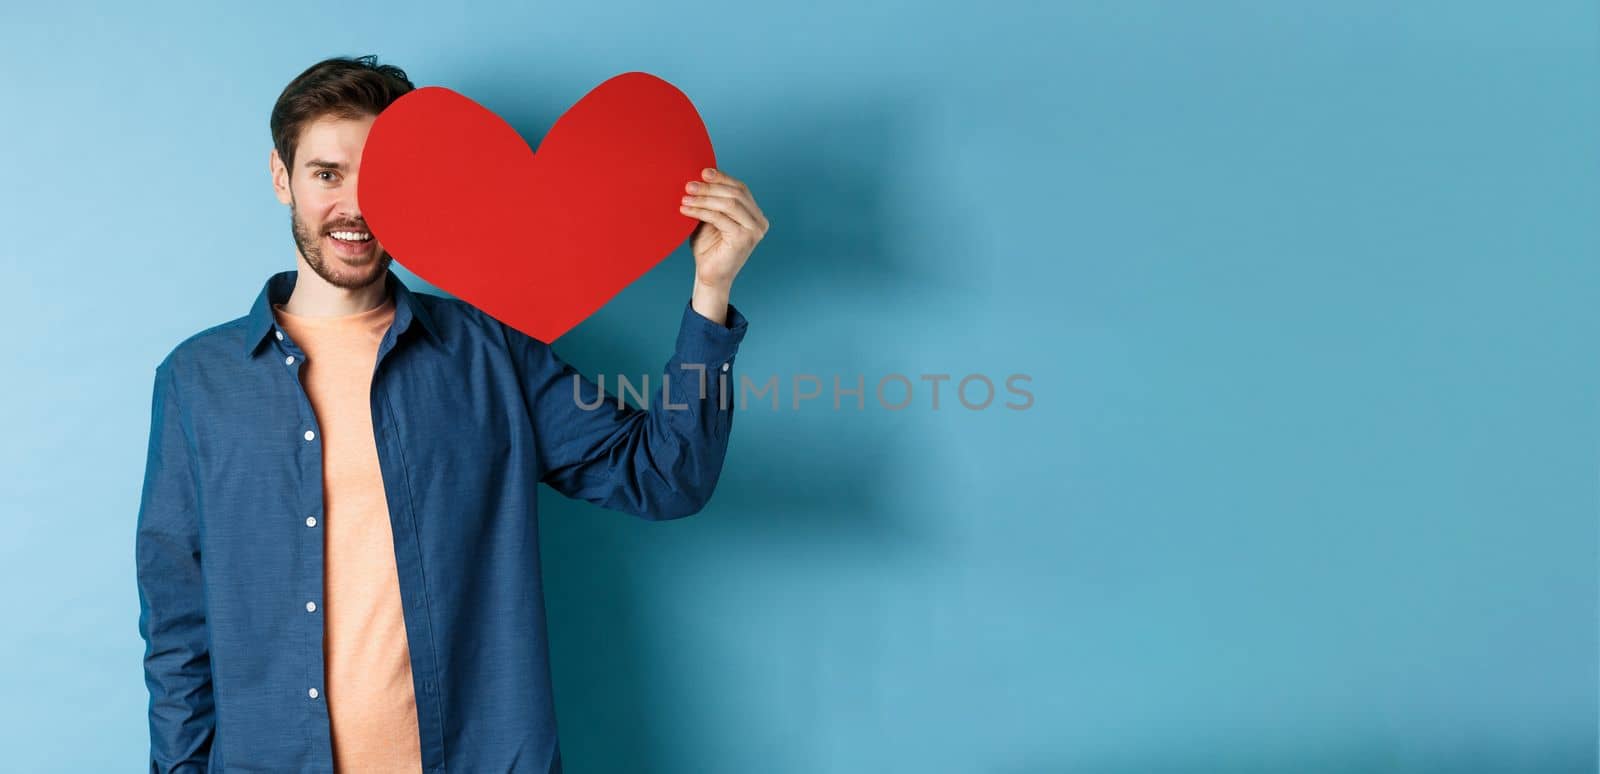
[295,210,322,234]
[306,205,340,232]
[296,190,335,215]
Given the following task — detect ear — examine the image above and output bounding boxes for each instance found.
[269,148,293,206]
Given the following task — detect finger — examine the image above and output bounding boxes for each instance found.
[691,170,768,233]
[727,194,766,234]
[682,197,759,235]
[679,203,744,237]
[684,181,746,200]
[681,193,760,232]
[690,169,765,218]
[686,182,767,233]
[701,167,747,191]
[746,199,769,233]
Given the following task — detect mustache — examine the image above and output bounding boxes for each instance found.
[322,221,369,233]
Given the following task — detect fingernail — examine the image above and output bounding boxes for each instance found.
[703,168,716,179]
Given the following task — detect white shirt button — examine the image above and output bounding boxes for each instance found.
[304,430,315,441]
[308,688,319,699]
[721,362,730,372]
[275,330,284,341]
[306,601,316,612]
[285,355,295,365]
[306,516,317,527]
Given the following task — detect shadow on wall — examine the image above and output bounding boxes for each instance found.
[388,83,970,771]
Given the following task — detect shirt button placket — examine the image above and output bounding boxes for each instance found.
[288,350,328,738]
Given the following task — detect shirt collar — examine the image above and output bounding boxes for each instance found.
[241,266,440,360]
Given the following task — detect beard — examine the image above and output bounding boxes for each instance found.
[288,197,392,290]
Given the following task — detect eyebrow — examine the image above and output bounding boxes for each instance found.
[303,159,347,170]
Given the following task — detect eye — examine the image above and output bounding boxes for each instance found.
[315,170,339,183]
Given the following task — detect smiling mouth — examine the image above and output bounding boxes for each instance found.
[327,229,373,243]
[324,228,377,261]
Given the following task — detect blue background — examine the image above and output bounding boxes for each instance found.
[1,1,1595,771]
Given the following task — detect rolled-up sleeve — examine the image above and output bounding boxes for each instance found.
[134,360,215,771]
[510,298,749,520]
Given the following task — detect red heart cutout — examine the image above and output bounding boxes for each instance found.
[359,72,716,342]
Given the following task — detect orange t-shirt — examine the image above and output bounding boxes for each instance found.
[272,295,422,773]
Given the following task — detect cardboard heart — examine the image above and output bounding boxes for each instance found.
[359,72,716,343]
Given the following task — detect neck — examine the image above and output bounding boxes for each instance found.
[280,254,389,317]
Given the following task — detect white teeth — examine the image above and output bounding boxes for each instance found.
[330,231,371,242]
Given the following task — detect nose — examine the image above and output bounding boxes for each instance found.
[335,183,362,222]
[335,203,364,226]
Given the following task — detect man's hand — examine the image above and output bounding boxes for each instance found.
[681,167,768,324]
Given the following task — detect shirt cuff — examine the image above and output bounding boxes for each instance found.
[674,297,749,372]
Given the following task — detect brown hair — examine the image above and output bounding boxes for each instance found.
[270,54,415,170]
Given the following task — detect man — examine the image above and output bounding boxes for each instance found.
[134,55,768,772]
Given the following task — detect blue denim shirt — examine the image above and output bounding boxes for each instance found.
[134,268,748,772]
